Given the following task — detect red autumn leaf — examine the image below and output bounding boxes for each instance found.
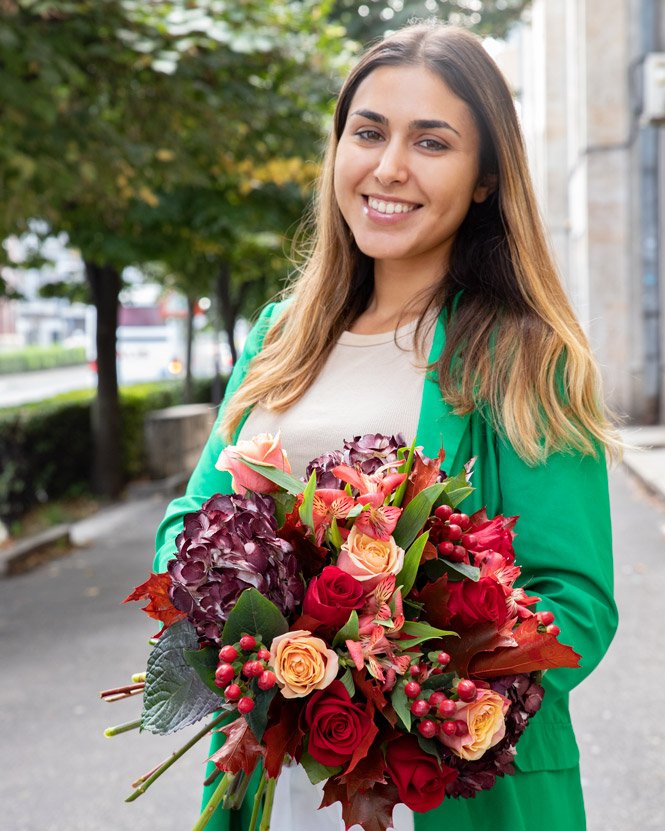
[263,699,304,778]
[209,717,266,775]
[401,447,446,509]
[288,613,323,634]
[321,778,400,831]
[415,576,453,628]
[420,540,438,563]
[352,669,395,725]
[122,572,186,633]
[340,724,397,797]
[470,616,582,678]
[345,700,379,777]
[443,620,517,678]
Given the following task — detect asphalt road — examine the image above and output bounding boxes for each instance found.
[0,365,97,407]
[1,468,663,831]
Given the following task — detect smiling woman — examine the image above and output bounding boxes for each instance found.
[155,21,620,831]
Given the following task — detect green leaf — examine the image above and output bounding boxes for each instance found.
[221,588,289,648]
[183,644,225,698]
[393,483,446,551]
[417,734,442,761]
[391,680,412,732]
[244,679,277,742]
[421,671,455,691]
[239,459,304,495]
[298,470,317,532]
[332,610,359,649]
[438,470,474,509]
[141,619,223,735]
[424,558,480,583]
[400,620,459,647]
[392,438,416,508]
[326,516,344,550]
[339,666,356,698]
[300,749,342,785]
[396,531,428,597]
[272,491,297,528]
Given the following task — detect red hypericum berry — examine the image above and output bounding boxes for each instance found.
[435,505,453,521]
[224,683,242,701]
[438,699,457,718]
[405,681,421,699]
[538,611,555,626]
[438,541,455,556]
[219,645,238,663]
[257,670,277,690]
[457,513,470,529]
[411,699,430,718]
[431,668,443,675]
[437,652,451,667]
[214,663,235,688]
[449,513,463,526]
[243,660,263,677]
[455,719,468,736]
[447,524,462,541]
[237,697,255,714]
[239,635,256,651]
[451,545,467,562]
[429,691,446,706]
[257,649,271,661]
[409,665,422,678]
[546,624,561,636]
[457,680,477,702]
[418,719,437,738]
[441,720,457,737]
[461,534,478,549]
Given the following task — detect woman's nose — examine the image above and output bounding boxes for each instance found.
[374,139,408,186]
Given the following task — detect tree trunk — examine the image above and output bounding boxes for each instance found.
[216,261,238,366]
[86,261,123,499]
[184,293,195,404]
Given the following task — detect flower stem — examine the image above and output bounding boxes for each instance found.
[99,682,145,699]
[248,769,267,831]
[259,775,277,831]
[124,712,229,802]
[104,719,142,737]
[191,772,233,831]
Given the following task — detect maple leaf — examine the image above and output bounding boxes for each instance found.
[414,576,453,629]
[122,572,186,634]
[352,669,395,725]
[443,620,517,677]
[262,699,304,777]
[209,717,266,775]
[470,616,581,678]
[340,724,398,797]
[401,447,445,509]
[321,778,401,831]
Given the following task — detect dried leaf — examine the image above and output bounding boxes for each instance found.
[321,778,400,831]
[340,724,397,797]
[470,616,581,677]
[209,717,266,775]
[278,514,328,579]
[444,620,516,678]
[401,448,446,509]
[352,669,394,724]
[262,699,304,778]
[122,572,186,633]
[415,576,453,628]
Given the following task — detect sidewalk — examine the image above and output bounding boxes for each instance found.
[619,425,665,503]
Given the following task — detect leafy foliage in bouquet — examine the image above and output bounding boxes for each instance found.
[106,432,580,831]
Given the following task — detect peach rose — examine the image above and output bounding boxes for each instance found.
[336,526,404,592]
[215,432,290,494]
[439,688,509,761]
[269,630,339,699]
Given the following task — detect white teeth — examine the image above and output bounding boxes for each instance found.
[368,197,416,214]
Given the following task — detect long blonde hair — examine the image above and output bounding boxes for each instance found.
[221,23,621,464]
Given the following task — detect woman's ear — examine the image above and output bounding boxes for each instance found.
[472,173,498,204]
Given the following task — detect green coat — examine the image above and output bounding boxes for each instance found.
[155,301,617,831]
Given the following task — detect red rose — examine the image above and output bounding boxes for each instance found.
[469,516,516,563]
[303,565,365,627]
[447,575,509,627]
[385,735,457,812]
[302,680,373,767]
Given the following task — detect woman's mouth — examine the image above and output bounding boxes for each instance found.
[362,195,422,223]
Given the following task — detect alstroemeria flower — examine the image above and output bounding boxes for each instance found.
[312,489,355,545]
[354,504,402,541]
[332,463,406,508]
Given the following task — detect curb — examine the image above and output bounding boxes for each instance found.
[0,523,72,578]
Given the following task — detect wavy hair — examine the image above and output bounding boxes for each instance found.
[221,23,621,464]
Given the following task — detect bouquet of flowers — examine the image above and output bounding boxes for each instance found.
[102,432,580,831]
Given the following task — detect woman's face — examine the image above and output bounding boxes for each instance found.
[333,64,492,277]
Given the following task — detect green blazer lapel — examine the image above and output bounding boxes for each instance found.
[415,311,471,468]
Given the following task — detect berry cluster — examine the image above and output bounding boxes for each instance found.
[403,654,478,742]
[430,505,477,563]
[214,634,277,714]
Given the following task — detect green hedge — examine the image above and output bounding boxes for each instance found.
[0,376,225,522]
[0,345,87,374]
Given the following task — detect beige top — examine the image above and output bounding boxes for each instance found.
[238,316,435,479]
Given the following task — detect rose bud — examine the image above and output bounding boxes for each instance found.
[302,566,365,628]
[385,735,457,813]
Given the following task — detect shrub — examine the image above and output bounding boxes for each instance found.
[0,345,87,374]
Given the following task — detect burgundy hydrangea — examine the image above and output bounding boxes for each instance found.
[168,493,304,645]
[304,450,345,489]
[305,433,408,488]
[443,673,546,799]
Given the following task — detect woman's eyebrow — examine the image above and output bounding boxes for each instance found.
[350,109,461,137]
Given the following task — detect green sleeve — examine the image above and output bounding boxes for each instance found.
[152,301,283,573]
[497,439,618,704]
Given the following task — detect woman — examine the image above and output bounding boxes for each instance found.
[155,23,619,831]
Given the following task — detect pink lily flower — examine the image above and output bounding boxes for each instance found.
[332,463,406,508]
[354,504,402,541]
[311,489,355,545]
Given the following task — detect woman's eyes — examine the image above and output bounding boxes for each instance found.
[353,130,448,152]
